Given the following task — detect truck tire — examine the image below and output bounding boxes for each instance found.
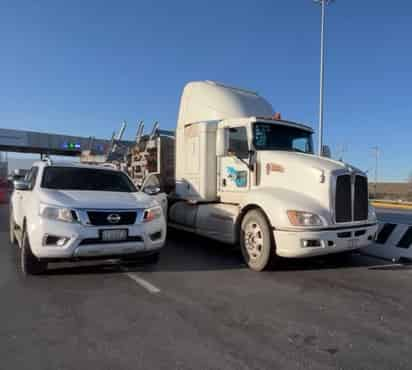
[9,208,17,246]
[240,209,275,271]
[21,228,47,275]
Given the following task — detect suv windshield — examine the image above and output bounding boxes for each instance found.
[253,122,314,154]
[41,167,137,192]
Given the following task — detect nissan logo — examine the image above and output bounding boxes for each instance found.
[107,214,121,224]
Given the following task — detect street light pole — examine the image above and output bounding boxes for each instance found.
[372,146,380,198]
[315,0,333,156]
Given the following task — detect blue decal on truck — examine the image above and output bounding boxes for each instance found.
[226,167,247,188]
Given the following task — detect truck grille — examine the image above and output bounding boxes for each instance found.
[87,211,137,226]
[354,176,368,221]
[335,175,352,223]
[335,174,368,223]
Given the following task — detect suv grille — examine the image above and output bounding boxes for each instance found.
[335,174,368,223]
[87,211,137,226]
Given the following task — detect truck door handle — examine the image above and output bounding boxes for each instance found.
[222,179,226,187]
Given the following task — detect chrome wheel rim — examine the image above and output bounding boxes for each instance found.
[244,220,264,261]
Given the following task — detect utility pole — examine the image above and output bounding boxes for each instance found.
[372,146,380,198]
[314,0,334,156]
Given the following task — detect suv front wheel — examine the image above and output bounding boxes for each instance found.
[21,228,47,275]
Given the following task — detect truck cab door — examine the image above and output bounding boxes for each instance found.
[141,173,168,214]
[218,126,251,197]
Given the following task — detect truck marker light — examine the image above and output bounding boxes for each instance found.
[266,163,285,175]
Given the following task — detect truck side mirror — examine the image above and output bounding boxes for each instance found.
[321,145,331,158]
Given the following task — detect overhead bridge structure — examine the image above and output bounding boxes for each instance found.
[0,128,134,156]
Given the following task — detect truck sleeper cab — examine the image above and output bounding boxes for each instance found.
[168,81,378,271]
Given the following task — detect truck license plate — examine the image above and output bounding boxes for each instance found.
[101,229,128,242]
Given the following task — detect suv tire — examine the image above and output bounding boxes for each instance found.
[21,228,47,275]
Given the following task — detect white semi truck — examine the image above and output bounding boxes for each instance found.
[157,80,378,271]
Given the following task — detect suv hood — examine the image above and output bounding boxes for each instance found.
[39,190,153,210]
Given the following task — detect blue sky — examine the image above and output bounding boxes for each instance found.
[0,0,411,181]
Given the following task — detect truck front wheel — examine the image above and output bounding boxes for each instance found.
[240,209,276,271]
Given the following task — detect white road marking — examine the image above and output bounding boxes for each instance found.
[122,270,161,294]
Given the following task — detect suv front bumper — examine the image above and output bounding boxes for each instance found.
[28,217,166,259]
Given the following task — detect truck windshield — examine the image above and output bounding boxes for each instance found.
[253,122,314,154]
[41,167,137,192]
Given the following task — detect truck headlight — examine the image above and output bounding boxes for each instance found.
[39,203,78,223]
[368,205,377,222]
[142,206,162,223]
[287,210,323,226]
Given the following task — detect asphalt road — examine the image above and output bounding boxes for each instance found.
[376,207,412,224]
[1,205,412,370]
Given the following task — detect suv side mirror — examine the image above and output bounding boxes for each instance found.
[14,180,31,191]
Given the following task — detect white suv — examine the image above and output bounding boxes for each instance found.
[10,160,166,275]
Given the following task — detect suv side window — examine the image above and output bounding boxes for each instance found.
[26,167,39,190]
[227,127,249,158]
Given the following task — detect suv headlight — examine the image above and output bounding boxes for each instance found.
[287,210,323,226]
[142,206,162,223]
[39,203,78,223]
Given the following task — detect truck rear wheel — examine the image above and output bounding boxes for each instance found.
[240,209,275,271]
[21,229,47,275]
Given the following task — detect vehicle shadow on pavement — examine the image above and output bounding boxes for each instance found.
[271,253,393,272]
[45,230,246,275]
[45,261,126,275]
[42,231,397,276]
